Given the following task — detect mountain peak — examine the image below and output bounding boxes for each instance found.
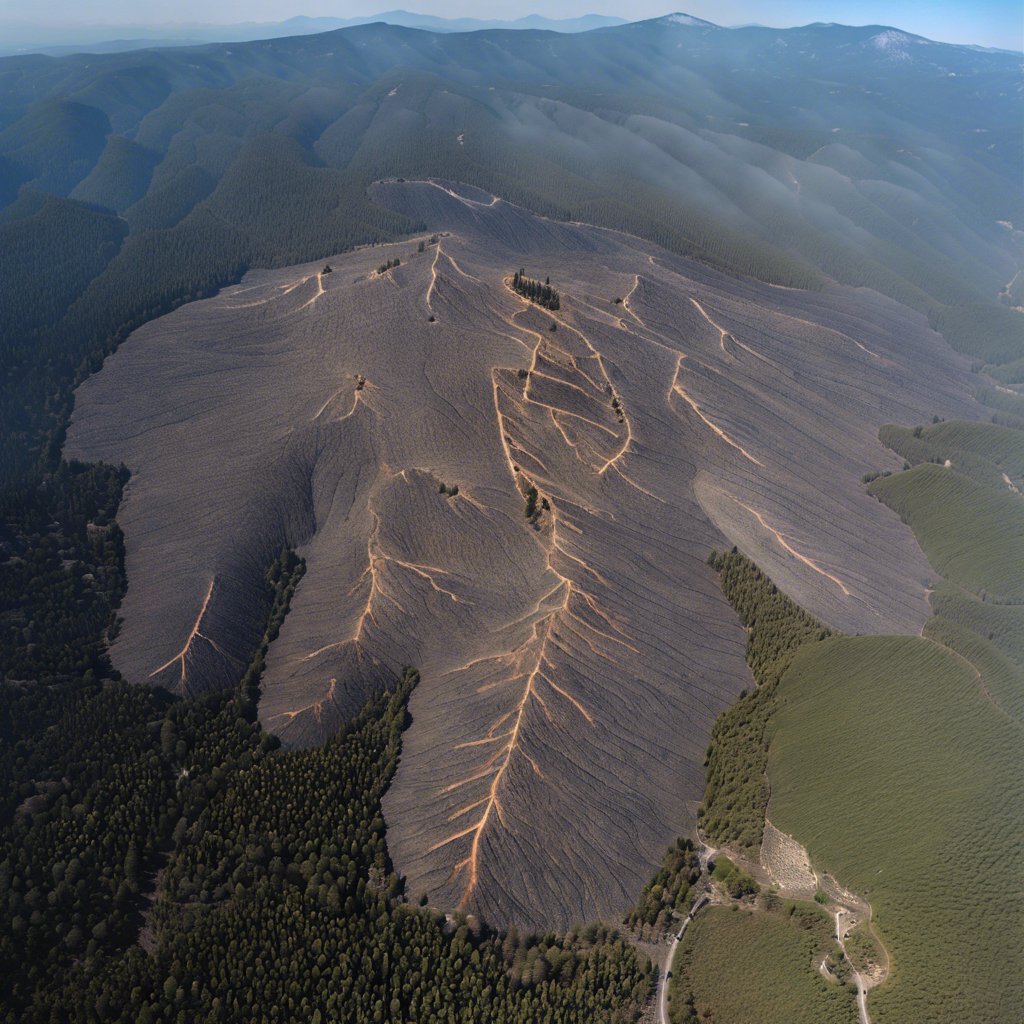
[658,13,718,29]
[867,27,931,57]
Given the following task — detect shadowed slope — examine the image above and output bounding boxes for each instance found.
[67,181,976,928]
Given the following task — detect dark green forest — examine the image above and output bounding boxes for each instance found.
[698,550,834,854]
[623,839,701,938]
[512,270,560,311]
[1,535,653,1022]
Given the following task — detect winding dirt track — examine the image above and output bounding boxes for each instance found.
[832,907,872,1024]
[657,924,686,1024]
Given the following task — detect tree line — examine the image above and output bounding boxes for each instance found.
[698,549,834,854]
[1,524,652,1022]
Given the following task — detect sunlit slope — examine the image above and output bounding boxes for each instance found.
[67,181,976,928]
[768,635,1024,1023]
[870,464,1024,602]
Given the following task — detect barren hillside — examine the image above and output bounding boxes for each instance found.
[66,180,976,928]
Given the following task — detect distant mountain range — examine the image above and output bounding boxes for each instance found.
[0,10,629,57]
[3,9,1019,59]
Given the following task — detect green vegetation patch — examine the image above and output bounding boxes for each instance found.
[698,549,833,854]
[625,837,701,938]
[842,920,886,980]
[879,419,1024,492]
[768,635,1024,1024]
[669,903,858,1024]
[928,303,1024,367]
[924,614,1024,723]
[710,855,759,899]
[869,463,1024,602]
[975,385,1024,428]
[512,269,561,311]
[989,356,1024,387]
[930,580,1024,668]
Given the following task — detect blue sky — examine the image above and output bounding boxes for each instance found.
[1,1,1020,49]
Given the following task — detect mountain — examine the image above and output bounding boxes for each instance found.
[0,10,629,57]
[65,178,974,928]
[0,15,1018,488]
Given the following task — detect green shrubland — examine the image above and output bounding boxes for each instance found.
[878,420,1024,492]
[709,856,759,899]
[669,902,857,1024]
[869,463,1024,602]
[769,635,1024,1024]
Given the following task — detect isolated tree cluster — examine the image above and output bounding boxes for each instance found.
[512,270,560,311]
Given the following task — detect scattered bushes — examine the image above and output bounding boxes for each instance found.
[710,856,760,899]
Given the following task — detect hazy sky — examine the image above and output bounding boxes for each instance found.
[1,1,1021,49]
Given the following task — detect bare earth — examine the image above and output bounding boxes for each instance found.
[66,180,977,929]
[760,819,817,901]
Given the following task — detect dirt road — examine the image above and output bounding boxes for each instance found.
[657,919,688,1024]
[833,907,871,1024]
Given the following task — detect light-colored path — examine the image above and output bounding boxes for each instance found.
[657,919,688,1024]
[833,907,871,1024]
[656,836,715,1024]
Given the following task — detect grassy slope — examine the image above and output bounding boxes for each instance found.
[930,581,1024,668]
[924,615,1024,724]
[768,635,1024,1024]
[868,464,1024,602]
[670,904,858,1024]
[878,420,1024,491]
[920,422,1024,478]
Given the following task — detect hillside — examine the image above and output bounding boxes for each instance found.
[1,16,1020,492]
[769,635,1024,1023]
[66,179,979,929]
[1,13,1022,1019]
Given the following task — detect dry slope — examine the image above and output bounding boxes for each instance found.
[66,180,976,929]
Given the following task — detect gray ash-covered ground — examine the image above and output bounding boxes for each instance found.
[66,180,977,930]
